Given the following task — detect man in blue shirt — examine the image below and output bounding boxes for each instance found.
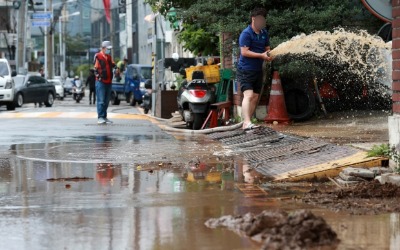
[237,7,272,130]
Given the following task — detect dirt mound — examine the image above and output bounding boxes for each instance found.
[335,180,400,199]
[302,181,400,215]
[205,210,339,250]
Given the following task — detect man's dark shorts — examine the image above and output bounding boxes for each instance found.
[237,69,263,94]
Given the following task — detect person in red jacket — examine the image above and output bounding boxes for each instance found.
[94,41,115,124]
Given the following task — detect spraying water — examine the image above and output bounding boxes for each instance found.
[269,28,392,90]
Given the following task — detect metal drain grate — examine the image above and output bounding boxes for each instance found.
[208,125,366,181]
[221,128,278,145]
[243,139,330,163]
[230,134,283,149]
[229,136,303,153]
[253,145,359,177]
[207,129,245,140]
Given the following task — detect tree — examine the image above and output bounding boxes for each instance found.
[145,0,384,54]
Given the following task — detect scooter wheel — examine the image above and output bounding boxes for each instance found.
[193,113,204,130]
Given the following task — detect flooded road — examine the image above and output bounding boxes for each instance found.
[0,158,263,250]
[1,155,399,249]
[0,107,399,249]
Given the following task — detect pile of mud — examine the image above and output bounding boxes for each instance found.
[303,181,400,215]
[205,210,339,250]
[336,180,400,199]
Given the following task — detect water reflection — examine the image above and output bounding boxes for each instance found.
[0,158,259,250]
[0,157,399,249]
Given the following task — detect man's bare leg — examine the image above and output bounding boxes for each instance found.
[250,93,259,118]
[242,90,258,129]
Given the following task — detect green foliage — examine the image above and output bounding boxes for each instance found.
[174,74,185,89]
[145,0,384,55]
[251,117,260,124]
[367,144,391,158]
[74,64,91,79]
[233,115,242,123]
[177,23,219,56]
[368,144,400,173]
[65,33,87,54]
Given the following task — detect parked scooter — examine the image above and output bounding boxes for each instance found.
[141,79,152,114]
[177,71,216,130]
[72,78,84,103]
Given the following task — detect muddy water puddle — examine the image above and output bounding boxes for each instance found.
[0,155,399,250]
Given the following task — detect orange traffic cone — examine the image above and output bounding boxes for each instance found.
[264,71,291,125]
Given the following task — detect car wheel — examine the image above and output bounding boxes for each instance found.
[45,92,54,107]
[16,93,23,107]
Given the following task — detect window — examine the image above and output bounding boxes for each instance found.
[141,67,152,79]
[28,76,41,85]
[0,62,10,76]
[37,77,46,84]
[13,76,25,87]
[127,67,138,79]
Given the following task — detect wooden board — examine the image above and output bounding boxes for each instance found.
[273,151,388,182]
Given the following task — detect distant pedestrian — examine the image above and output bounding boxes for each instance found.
[94,41,115,124]
[117,58,128,73]
[86,69,96,105]
[39,68,44,77]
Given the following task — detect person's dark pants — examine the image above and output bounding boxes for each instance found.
[96,81,111,119]
[89,88,96,104]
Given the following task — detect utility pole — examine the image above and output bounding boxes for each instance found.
[47,0,54,79]
[16,0,27,73]
[110,8,114,59]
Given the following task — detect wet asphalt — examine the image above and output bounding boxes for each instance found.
[0,96,399,250]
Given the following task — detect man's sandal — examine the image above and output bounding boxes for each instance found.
[243,123,260,131]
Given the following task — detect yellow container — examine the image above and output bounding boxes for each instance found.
[185,65,220,84]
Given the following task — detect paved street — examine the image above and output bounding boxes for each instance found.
[0,95,266,250]
[0,95,399,250]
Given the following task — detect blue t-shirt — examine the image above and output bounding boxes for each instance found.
[237,25,270,72]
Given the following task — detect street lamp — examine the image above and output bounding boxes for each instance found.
[58,11,80,79]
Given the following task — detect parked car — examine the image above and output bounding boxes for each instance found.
[53,76,64,85]
[48,79,64,100]
[12,74,56,108]
[0,58,17,110]
[64,77,74,95]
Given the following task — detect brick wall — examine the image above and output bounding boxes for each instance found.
[393,0,400,113]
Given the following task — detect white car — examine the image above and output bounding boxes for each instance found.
[0,58,17,110]
[48,79,64,100]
